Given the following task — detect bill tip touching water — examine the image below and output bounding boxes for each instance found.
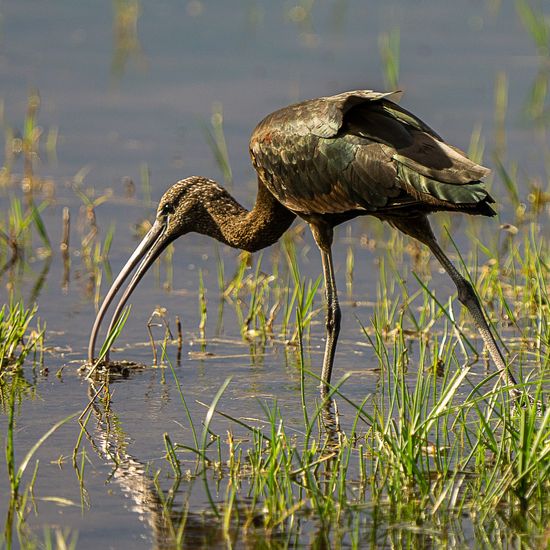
[87,89,524,401]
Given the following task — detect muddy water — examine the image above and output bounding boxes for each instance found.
[0,1,548,548]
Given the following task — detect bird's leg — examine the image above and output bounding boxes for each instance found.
[390,216,521,400]
[310,221,341,398]
[428,239,520,391]
[321,398,342,445]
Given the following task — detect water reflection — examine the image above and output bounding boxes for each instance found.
[82,383,191,549]
[80,378,345,548]
[80,378,347,548]
[77,374,547,549]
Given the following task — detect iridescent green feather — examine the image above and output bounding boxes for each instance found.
[396,162,490,204]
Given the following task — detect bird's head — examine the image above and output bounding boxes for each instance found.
[155,176,223,237]
[87,176,221,363]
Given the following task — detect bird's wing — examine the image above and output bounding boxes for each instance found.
[301,90,403,138]
[345,100,492,206]
[250,92,492,216]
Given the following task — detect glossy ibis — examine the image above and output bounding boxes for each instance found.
[88,90,519,397]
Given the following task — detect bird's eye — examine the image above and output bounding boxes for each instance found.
[159,203,174,217]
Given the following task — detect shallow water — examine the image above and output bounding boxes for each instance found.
[1,1,549,548]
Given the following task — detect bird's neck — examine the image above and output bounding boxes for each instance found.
[202,180,296,252]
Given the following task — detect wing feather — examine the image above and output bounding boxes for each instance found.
[250,90,493,216]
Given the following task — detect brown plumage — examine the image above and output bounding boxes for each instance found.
[88,89,519,398]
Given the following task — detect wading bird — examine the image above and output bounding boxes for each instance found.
[88,90,519,397]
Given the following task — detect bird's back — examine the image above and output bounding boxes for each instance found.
[249,90,495,220]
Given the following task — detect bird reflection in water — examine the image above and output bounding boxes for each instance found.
[80,380,344,548]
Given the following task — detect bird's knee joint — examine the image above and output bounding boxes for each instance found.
[457,279,479,307]
[333,305,341,327]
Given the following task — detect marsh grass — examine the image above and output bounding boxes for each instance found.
[210,237,321,346]
[42,527,78,550]
[0,300,75,548]
[1,12,549,545]
[158,286,548,546]
[84,306,132,379]
[0,90,59,256]
[516,0,550,56]
[146,189,549,546]
[2,379,75,548]
[379,27,400,90]
[157,367,547,546]
[203,102,233,187]
[0,301,44,372]
[64,95,548,544]
[71,174,117,301]
[0,196,51,278]
[111,0,146,80]
[147,307,173,366]
[516,0,550,123]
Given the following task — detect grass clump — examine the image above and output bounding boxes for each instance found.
[0,301,45,372]
[160,348,548,547]
[153,214,548,547]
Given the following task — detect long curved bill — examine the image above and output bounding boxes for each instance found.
[87,218,172,364]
